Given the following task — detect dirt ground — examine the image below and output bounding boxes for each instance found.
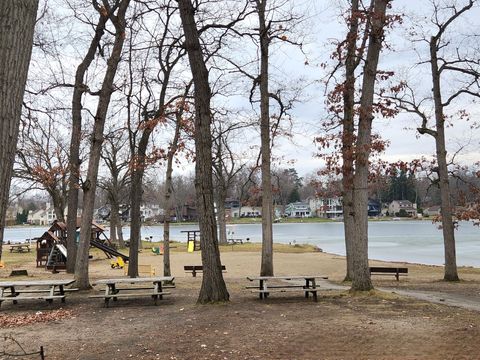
[1,246,480,359]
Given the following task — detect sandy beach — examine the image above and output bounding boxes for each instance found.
[1,245,480,359]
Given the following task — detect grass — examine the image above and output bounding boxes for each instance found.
[0,240,320,272]
[140,240,319,254]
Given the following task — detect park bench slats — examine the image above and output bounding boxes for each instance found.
[369,266,408,281]
[0,295,65,303]
[184,265,226,277]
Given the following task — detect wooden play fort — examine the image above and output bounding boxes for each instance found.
[35,220,129,271]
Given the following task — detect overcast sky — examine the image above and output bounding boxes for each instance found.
[256,0,480,177]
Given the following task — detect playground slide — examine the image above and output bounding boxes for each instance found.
[90,239,129,262]
[56,244,67,257]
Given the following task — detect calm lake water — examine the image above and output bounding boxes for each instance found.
[5,221,480,267]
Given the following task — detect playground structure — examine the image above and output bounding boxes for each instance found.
[35,220,129,271]
[181,230,201,252]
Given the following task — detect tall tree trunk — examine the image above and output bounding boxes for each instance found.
[341,0,360,282]
[109,201,118,244]
[430,37,458,281]
[163,111,183,277]
[217,184,228,245]
[75,0,131,289]
[257,0,274,277]
[116,219,125,247]
[128,165,145,277]
[351,0,389,292]
[0,0,39,261]
[178,0,229,303]
[49,190,66,223]
[66,13,108,273]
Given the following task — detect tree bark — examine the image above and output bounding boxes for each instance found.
[429,36,458,281]
[257,0,274,277]
[178,0,229,303]
[216,184,228,245]
[163,112,182,277]
[351,0,389,291]
[341,0,360,282]
[75,0,131,289]
[66,12,108,273]
[0,0,39,261]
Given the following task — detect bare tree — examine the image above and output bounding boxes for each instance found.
[15,116,70,222]
[350,0,391,291]
[319,0,394,290]
[75,0,131,289]
[99,128,131,248]
[178,0,230,303]
[123,0,188,278]
[66,3,109,273]
[163,86,192,278]
[212,121,248,244]
[389,0,478,281]
[0,0,39,261]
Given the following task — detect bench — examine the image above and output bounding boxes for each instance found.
[184,265,226,277]
[369,266,408,281]
[123,264,156,277]
[0,295,66,304]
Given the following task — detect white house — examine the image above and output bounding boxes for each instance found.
[27,203,70,225]
[140,204,164,221]
[388,200,417,217]
[284,202,311,218]
[309,197,343,219]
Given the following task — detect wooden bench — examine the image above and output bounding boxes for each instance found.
[123,264,156,277]
[369,266,408,281]
[184,265,226,277]
[0,295,66,304]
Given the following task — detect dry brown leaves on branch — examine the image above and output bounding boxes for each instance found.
[0,309,75,328]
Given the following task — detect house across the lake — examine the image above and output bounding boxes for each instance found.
[388,200,417,217]
[284,202,311,218]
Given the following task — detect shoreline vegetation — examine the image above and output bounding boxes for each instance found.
[5,215,443,229]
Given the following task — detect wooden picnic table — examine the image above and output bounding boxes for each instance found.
[0,279,75,307]
[91,276,174,307]
[246,275,328,302]
[9,244,31,253]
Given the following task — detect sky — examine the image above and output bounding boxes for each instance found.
[21,0,480,187]
[255,0,480,177]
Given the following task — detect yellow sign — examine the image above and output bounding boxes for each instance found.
[187,241,194,253]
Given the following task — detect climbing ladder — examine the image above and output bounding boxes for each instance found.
[46,244,67,271]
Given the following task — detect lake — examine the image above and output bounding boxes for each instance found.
[4,221,480,267]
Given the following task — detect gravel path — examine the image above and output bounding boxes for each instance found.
[316,278,480,312]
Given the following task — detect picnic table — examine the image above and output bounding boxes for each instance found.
[246,275,328,302]
[9,244,31,253]
[0,279,75,308]
[91,276,174,307]
[227,238,243,245]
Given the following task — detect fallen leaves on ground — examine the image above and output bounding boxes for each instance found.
[0,309,75,328]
